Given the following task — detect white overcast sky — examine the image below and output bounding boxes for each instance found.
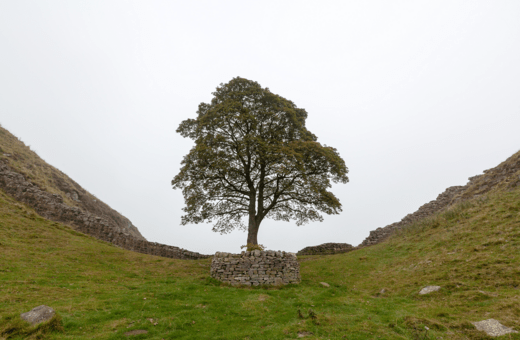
[1,1,519,254]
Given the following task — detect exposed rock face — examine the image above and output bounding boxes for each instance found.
[49,171,146,241]
[20,305,55,325]
[297,242,355,256]
[210,250,300,286]
[0,160,209,260]
[360,151,520,247]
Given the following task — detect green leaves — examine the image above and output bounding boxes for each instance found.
[172,77,349,240]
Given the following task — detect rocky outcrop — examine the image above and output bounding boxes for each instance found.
[0,160,209,260]
[297,242,355,256]
[210,250,301,286]
[50,171,146,241]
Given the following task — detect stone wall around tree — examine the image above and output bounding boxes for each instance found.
[210,250,301,286]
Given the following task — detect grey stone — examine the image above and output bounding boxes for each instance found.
[20,305,55,325]
[472,319,518,337]
[70,191,79,201]
[320,282,330,287]
[419,286,441,295]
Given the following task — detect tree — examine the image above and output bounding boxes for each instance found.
[172,77,349,246]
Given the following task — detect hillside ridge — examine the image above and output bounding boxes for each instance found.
[298,149,520,255]
[2,167,519,338]
[360,149,520,247]
[0,125,208,260]
[0,125,145,240]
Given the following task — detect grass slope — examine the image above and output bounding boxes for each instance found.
[1,184,519,339]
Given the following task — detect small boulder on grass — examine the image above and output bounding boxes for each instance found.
[20,305,55,325]
[472,319,518,337]
[419,286,441,295]
[319,282,330,287]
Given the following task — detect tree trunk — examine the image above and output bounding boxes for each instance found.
[247,213,259,245]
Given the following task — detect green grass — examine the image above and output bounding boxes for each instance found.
[1,185,520,339]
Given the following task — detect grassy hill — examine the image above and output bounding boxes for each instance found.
[1,161,519,339]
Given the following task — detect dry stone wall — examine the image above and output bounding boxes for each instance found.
[210,250,301,286]
[297,242,355,256]
[0,160,209,260]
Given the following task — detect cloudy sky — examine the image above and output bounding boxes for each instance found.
[1,1,519,254]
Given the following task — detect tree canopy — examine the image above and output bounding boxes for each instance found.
[172,77,349,246]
